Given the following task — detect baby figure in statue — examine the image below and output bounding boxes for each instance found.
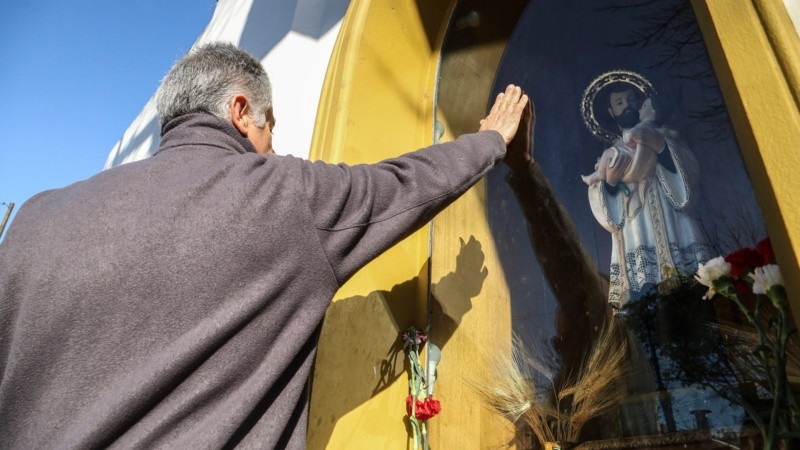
[581,97,659,186]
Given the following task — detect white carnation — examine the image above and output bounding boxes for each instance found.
[750,264,783,295]
[695,256,731,299]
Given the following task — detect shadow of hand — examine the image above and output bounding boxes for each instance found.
[431,235,488,334]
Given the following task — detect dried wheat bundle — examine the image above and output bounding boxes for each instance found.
[560,321,630,441]
[471,320,631,445]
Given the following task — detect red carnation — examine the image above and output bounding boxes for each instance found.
[725,247,763,277]
[406,395,442,421]
[401,328,428,347]
[422,398,441,420]
[756,237,775,264]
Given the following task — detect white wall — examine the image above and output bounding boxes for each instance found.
[104,0,351,169]
[785,0,800,35]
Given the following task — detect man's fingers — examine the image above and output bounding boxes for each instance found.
[480,84,528,141]
[503,85,521,111]
[514,94,529,115]
[503,85,515,106]
[506,84,520,99]
[490,85,523,114]
[491,92,504,114]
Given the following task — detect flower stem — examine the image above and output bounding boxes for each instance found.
[410,417,420,450]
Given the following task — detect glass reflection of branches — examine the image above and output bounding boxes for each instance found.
[598,0,731,141]
[702,193,768,258]
[619,278,745,433]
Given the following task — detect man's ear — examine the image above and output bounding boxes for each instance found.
[230,94,250,136]
[265,107,275,130]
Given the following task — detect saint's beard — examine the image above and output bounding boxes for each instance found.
[613,107,640,130]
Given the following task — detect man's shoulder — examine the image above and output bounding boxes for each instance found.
[15,188,60,214]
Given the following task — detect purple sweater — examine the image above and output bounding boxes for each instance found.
[0,113,505,449]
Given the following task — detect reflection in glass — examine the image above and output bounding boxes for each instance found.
[579,70,712,308]
[432,0,797,447]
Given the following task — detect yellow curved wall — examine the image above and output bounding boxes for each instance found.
[307,1,456,448]
[307,0,800,448]
[693,0,800,320]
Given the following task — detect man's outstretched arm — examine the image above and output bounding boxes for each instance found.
[305,85,528,285]
[504,96,612,370]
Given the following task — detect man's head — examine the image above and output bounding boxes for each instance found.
[604,82,645,130]
[155,42,275,154]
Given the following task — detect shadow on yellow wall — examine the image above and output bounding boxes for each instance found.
[308,236,489,449]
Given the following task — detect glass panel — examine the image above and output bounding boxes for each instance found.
[435,0,795,448]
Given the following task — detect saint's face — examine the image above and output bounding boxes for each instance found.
[608,89,642,118]
[607,88,642,130]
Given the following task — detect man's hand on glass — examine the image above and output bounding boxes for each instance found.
[480,84,529,146]
[504,91,534,172]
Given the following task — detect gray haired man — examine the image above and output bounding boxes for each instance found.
[0,42,528,448]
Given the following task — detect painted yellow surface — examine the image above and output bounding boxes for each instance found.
[424,14,519,447]
[753,0,800,107]
[693,0,800,320]
[306,0,454,448]
[426,186,516,449]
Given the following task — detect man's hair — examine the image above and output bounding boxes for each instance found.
[155,42,272,129]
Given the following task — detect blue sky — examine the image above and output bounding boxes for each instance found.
[0,1,216,236]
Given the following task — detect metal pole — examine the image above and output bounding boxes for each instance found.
[0,202,15,240]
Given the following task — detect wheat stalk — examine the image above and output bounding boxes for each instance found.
[471,319,631,445]
[562,321,630,441]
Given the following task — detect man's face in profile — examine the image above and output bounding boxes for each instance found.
[607,88,642,130]
[250,108,276,155]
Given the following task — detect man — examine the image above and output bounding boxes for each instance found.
[580,74,711,308]
[501,92,666,442]
[0,43,527,448]
[504,95,612,394]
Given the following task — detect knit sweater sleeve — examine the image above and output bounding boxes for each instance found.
[301,131,506,285]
